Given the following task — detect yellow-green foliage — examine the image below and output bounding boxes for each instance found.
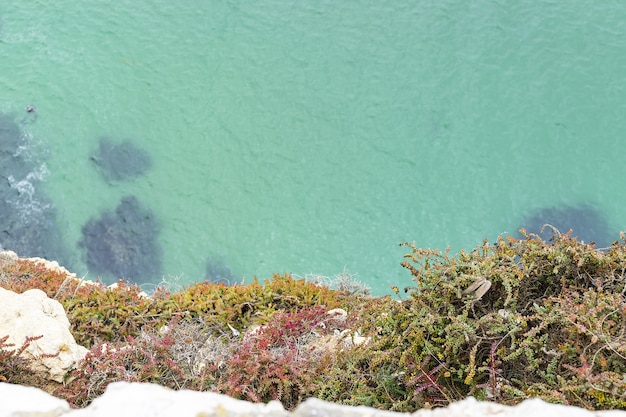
[0,262,359,348]
[169,273,357,330]
[0,260,175,347]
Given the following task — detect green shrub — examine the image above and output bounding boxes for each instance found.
[316,231,626,411]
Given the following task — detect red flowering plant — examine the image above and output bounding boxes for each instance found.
[216,305,349,409]
[58,316,226,407]
[0,335,42,384]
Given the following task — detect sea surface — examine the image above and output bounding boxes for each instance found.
[1,2,625,295]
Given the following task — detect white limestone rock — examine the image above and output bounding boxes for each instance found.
[1,382,626,417]
[294,396,626,417]
[0,287,88,383]
[294,397,406,417]
[0,382,70,417]
[0,250,19,268]
[26,256,79,282]
[67,382,290,417]
[107,282,149,299]
[62,385,626,417]
[410,396,624,417]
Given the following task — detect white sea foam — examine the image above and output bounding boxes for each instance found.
[7,163,52,222]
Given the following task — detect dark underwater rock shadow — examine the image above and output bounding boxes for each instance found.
[0,113,21,149]
[90,138,152,182]
[518,204,614,248]
[0,113,30,179]
[79,196,162,285]
[205,256,237,285]
[0,113,68,264]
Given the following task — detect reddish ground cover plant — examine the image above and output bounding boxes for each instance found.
[0,259,78,296]
[59,306,351,409]
[58,316,226,407]
[0,335,41,384]
[217,305,348,409]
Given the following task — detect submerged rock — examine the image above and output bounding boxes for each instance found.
[0,113,29,182]
[0,113,21,151]
[520,204,614,247]
[0,114,67,264]
[79,196,162,284]
[90,137,152,182]
[205,256,236,284]
[0,177,64,258]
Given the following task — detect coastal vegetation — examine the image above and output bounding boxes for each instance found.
[1,229,625,411]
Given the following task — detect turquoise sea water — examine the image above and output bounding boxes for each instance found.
[1,2,626,294]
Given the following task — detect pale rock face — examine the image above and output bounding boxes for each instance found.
[296,397,404,417]
[1,382,626,417]
[26,256,79,282]
[0,250,19,267]
[0,287,88,383]
[107,282,149,298]
[410,396,621,417]
[67,382,290,417]
[0,382,70,417]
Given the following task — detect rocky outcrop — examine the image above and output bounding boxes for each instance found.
[0,382,71,417]
[68,382,289,417]
[0,287,88,383]
[1,381,625,417]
